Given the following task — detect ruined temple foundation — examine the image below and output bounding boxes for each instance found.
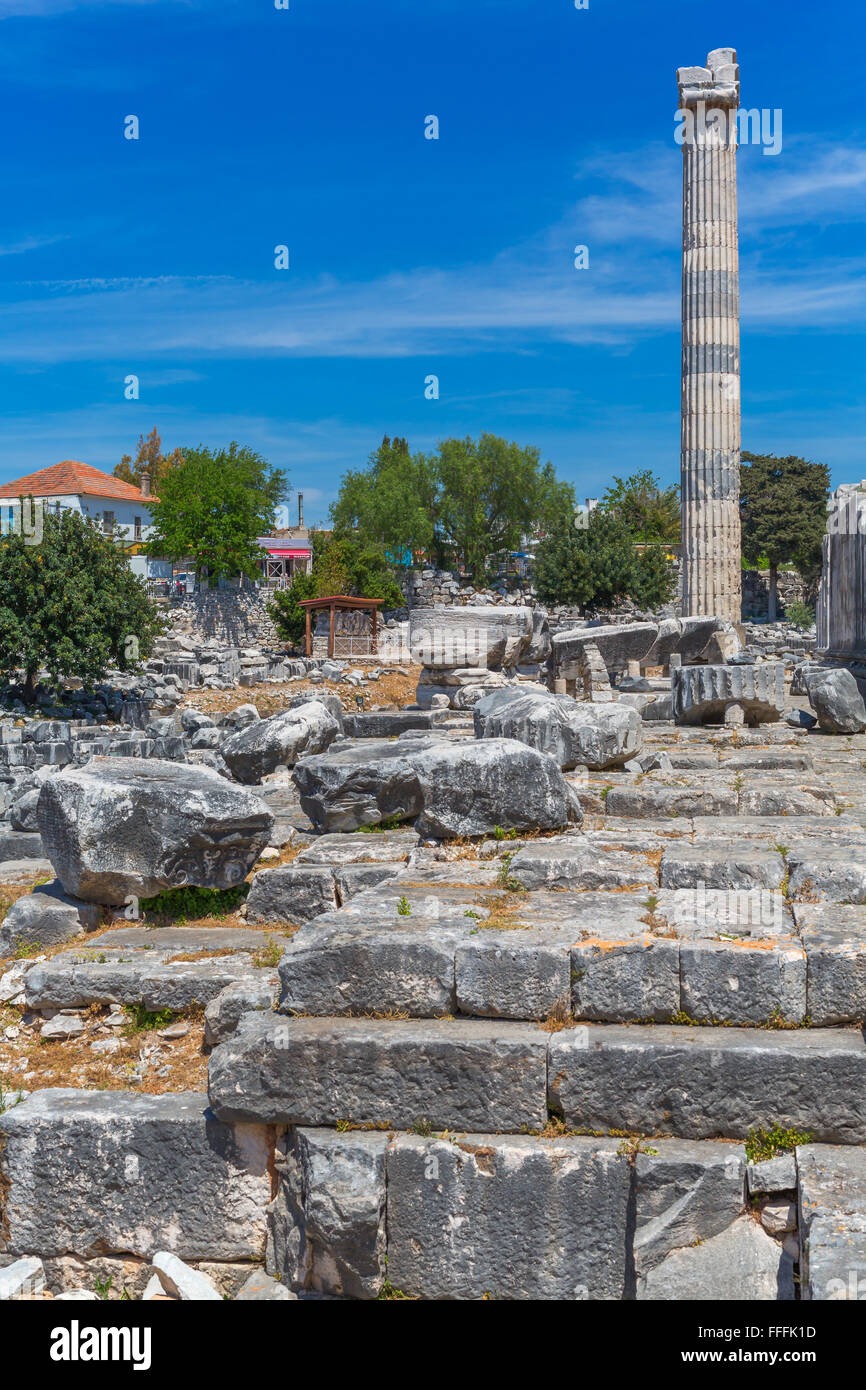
[678,47,742,623]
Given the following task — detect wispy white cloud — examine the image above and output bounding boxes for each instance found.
[0,233,68,257]
[0,253,861,368]
[568,140,866,248]
[0,137,861,366]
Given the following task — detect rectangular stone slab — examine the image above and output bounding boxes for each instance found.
[571,935,680,1022]
[455,929,572,1020]
[795,903,866,1024]
[278,920,463,1017]
[691,816,866,845]
[385,1134,631,1300]
[0,1089,272,1261]
[208,1013,548,1131]
[294,831,418,865]
[24,951,265,1011]
[606,786,737,818]
[633,1138,747,1275]
[797,1144,866,1299]
[659,842,786,891]
[548,1025,866,1143]
[678,937,807,1024]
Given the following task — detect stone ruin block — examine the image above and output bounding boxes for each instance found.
[408,606,534,672]
[672,662,786,726]
[0,1089,273,1263]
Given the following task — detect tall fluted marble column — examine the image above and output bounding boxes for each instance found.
[677,48,742,623]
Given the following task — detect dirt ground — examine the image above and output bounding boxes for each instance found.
[183,664,422,718]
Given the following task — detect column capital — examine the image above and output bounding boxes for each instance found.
[677,48,739,109]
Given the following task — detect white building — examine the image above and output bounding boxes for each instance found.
[0,459,156,546]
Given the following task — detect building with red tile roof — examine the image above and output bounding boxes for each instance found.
[0,460,168,588]
[0,459,156,547]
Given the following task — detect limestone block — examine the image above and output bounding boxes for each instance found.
[385,1134,631,1300]
[0,1090,273,1261]
[208,1013,548,1132]
[673,663,785,726]
[37,758,274,904]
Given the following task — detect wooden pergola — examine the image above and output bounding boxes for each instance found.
[297,594,384,659]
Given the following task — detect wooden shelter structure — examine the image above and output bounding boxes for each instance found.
[297,594,384,659]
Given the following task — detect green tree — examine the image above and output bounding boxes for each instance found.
[631,543,678,609]
[331,433,574,581]
[740,453,830,622]
[114,427,184,491]
[430,434,574,580]
[534,510,675,611]
[0,508,164,704]
[331,436,436,562]
[146,442,286,583]
[601,470,680,543]
[269,531,404,649]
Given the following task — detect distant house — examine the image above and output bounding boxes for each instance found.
[0,459,166,582]
[258,492,313,587]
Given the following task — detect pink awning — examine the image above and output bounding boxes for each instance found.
[264,548,310,558]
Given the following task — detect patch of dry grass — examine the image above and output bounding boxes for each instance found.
[0,1007,208,1096]
[182,665,422,721]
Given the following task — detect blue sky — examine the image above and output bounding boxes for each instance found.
[0,0,863,524]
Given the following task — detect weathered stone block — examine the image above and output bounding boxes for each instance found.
[221,700,340,783]
[245,863,337,925]
[798,1144,866,1299]
[548,1025,866,1143]
[473,687,641,770]
[634,1139,746,1275]
[208,1014,548,1131]
[37,758,273,904]
[571,936,680,1022]
[637,1215,794,1301]
[385,1134,631,1300]
[279,921,459,1018]
[455,930,571,1021]
[673,663,785,726]
[0,1090,273,1261]
[679,938,807,1025]
[0,881,101,955]
[268,1128,388,1299]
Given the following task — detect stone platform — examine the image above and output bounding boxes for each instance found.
[4,718,866,1299]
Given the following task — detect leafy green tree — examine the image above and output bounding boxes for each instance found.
[0,508,164,704]
[266,571,315,648]
[269,531,404,649]
[601,470,680,543]
[430,434,574,580]
[146,442,286,583]
[114,427,184,491]
[631,543,678,609]
[740,453,830,622]
[331,436,436,562]
[534,510,632,608]
[331,433,574,582]
[534,510,675,611]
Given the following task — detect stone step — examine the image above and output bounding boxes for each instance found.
[23,930,280,1011]
[605,783,836,818]
[275,884,866,1026]
[549,1024,866,1145]
[270,1127,802,1301]
[0,1089,272,1280]
[207,1014,548,1131]
[208,1014,866,1145]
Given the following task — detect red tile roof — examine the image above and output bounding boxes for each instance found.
[0,460,155,503]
